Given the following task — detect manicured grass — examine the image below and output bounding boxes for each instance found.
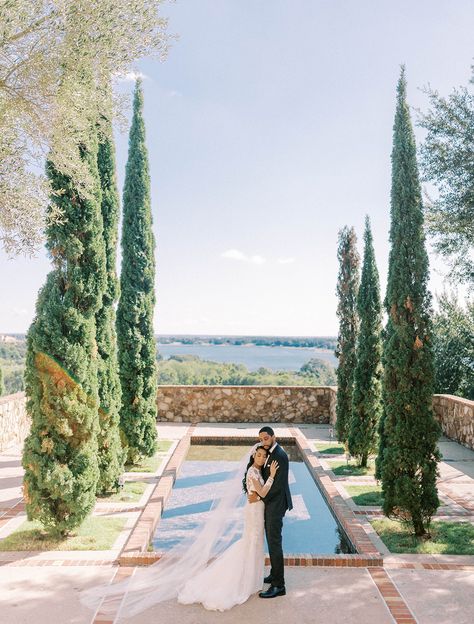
[186,445,249,461]
[125,439,174,473]
[371,519,474,555]
[315,442,345,454]
[345,485,383,506]
[328,459,376,476]
[0,515,127,551]
[98,480,148,503]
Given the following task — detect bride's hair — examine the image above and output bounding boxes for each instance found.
[242,444,268,493]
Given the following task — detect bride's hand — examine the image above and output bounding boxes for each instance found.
[269,460,279,478]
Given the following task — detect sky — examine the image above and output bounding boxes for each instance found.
[1,0,473,336]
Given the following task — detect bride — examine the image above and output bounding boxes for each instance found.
[178,446,278,610]
[80,443,278,618]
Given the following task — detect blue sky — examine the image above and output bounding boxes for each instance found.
[1,0,473,336]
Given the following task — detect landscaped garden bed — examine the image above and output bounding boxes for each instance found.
[370,519,474,555]
[0,516,127,551]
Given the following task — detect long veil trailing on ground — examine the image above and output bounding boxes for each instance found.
[80,442,261,619]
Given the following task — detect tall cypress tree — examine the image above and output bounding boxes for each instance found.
[348,216,382,467]
[335,226,360,445]
[377,68,441,537]
[95,119,125,493]
[22,135,106,535]
[0,364,4,396]
[117,80,157,463]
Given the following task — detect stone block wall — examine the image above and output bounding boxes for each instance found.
[156,385,338,425]
[1,389,473,451]
[0,392,29,451]
[433,394,474,451]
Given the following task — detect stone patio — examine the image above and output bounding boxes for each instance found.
[0,423,473,623]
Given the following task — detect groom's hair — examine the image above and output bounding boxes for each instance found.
[259,426,275,436]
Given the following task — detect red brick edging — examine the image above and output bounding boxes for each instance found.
[368,567,417,623]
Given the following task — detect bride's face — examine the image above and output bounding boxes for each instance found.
[253,447,268,467]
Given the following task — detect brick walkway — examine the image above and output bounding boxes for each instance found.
[0,423,473,624]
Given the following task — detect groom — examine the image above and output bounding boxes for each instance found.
[248,426,293,598]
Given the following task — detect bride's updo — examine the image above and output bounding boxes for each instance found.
[242,445,268,493]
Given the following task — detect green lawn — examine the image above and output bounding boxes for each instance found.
[328,459,376,476]
[186,445,249,461]
[315,442,345,454]
[371,519,474,555]
[97,480,148,503]
[345,485,383,506]
[0,516,127,551]
[125,439,174,473]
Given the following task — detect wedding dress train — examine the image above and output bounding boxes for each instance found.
[177,465,270,611]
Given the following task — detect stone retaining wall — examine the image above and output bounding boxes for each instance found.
[433,394,474,451]
[1,389,473,450]
[0,392,29,451]
[156,385,337,425]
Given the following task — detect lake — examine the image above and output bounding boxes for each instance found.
[157,343,338,372]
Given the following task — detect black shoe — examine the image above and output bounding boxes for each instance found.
[259,585,286,599]
[263,574,273,584]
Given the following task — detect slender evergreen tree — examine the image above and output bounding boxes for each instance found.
[117,80,157,463]
[348,216,383,467]
[22,136,106,535]
[95,120,125,493]
[0,364,4,396]
[335,226,360,445]
[377,68,441,537]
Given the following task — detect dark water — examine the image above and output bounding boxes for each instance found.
[157,343,337,371]
[153,445,353,554]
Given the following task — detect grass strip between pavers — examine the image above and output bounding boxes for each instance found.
[344,485,383,506]
[314,442,345,454]
[0,515,127,551]
[125,439,174,473]
[371,518,474,555]
[97,481,148,503]
[328,459,376,476]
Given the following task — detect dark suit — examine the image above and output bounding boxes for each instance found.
[261,443,293,587]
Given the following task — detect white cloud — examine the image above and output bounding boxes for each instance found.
[221,249,267,265]
[114,70,148,83]
[277,257,296,264]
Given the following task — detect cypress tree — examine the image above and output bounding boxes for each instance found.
[348,216,383,467]
[377,68,441,537]
[117,80,158,463]
[0,364,4,396]
[22,135,106,535]
[95,119,125,493]
[335,226,360,445]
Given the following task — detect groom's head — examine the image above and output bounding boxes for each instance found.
[259,426,276,450]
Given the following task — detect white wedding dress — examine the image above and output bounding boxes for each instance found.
[176,465,272,611]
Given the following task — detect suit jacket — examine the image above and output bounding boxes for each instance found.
[262,443,293,514]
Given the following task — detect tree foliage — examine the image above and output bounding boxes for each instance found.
[95,119,124,493]
[335,226,360,444]
[156,355,337,387]
[21,134,106,535]
[117,80,157,463]
[432,292,474,400]
[377,69,441,537]
[418,82,474,289]
[0,0,169,254]
[348,216,383,467]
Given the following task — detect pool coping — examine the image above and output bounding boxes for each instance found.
[118,426,384,567]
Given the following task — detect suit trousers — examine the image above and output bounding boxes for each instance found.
[264,504,285,587]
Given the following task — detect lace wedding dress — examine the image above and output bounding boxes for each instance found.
[176,465,273,611]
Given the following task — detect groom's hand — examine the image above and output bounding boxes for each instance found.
[248,492,259,504]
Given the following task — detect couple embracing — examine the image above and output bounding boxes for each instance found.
[81,426,293,617]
